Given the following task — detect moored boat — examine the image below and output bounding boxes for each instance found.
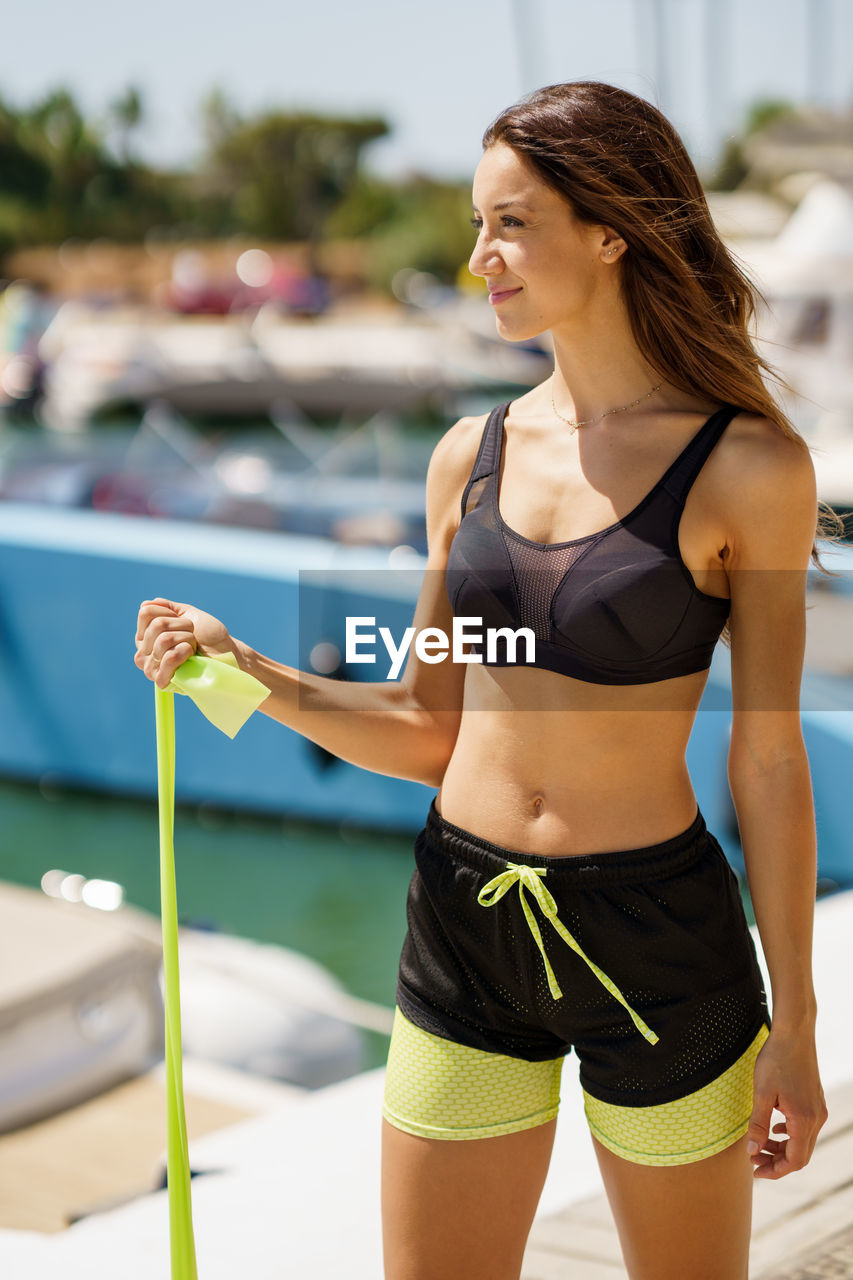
[0,875,369,1134]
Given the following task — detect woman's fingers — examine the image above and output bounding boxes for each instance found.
[746,1090,774,1165]
[135,598,182,643]
[138,612,194,653]
[134,605,198,688]
[143,640,195,690]
[752,1110,826,1180]
[150,626,196,662]
[136,630,196,681]
[748,1041,828,1180]
[134,597,231,687]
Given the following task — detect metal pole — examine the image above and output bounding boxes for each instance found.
[510,0,541,95]
[637,0,670,113]
[704,0,731,146]
[654,0,670,112]
[806,0,833,107]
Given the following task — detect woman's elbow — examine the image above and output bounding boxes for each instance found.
[727,724,808,786]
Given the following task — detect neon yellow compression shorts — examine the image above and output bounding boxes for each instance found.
[385,798,771,1167]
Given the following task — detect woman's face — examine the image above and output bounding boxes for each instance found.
[469,141,620,342]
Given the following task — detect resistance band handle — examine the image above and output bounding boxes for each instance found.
[155,685,198,1280]
[154,651,270,1277]
[167,650,271,738]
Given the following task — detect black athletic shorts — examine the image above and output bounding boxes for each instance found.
[395,796,771,1109]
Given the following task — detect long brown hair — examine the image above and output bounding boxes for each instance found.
[482,80,845,606]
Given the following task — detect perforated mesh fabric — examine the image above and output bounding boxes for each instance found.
[454,473,589,641]
[383,1007,769,1167]
[583,1023,770,1166]
[383,1006,562,1141]
[504,531,591,640]
[396,800,771,1109]
[445,401,737,683]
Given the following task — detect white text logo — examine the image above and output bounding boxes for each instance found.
[345,617,535,679]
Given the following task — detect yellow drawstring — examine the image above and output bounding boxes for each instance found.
[477,863,659,1046]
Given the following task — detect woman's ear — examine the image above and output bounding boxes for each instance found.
[599,227,627,263]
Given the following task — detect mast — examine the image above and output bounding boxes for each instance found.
[634,0,671,113]
[806,0,833,107]
[511,0,542,95]
[704,0,731,150]
[651,0,670,113]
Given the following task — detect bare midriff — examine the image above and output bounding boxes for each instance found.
[435,661,711,858]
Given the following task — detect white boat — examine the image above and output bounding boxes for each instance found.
[725,178,853,509]
[0,876,371,1134]
[0,879,163,1133]
[34,304,551,430]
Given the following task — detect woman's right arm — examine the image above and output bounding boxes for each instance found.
[134,415,485,789]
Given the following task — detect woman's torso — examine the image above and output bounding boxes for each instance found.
[435,388,736,857]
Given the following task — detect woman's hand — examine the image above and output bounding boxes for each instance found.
[134,597,234,691]
[746,1027,827,1179]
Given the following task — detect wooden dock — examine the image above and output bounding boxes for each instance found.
[3,1058,851,1275]
[0,1057,299,1235]
[522,1077,853,1279]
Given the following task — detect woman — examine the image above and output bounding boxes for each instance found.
[136,82,838,1280]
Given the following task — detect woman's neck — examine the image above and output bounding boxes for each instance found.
[548,303,661,424]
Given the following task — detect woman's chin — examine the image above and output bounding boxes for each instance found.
[494,316,545,344]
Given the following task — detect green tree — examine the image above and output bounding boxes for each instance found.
[0,86,192,252]
[0,82,474,295]
[708,97,797,191]
[323,173,399,239]
[107,84,145,165]
[361,176,474,290]
[18,88,107,237]
[199,86,241,153]
[0,96,52,203]
[743,99,797,135]
[202,110,390,262]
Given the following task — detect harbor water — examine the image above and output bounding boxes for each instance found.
[0,774,418,1071]
[0,764,790,1082]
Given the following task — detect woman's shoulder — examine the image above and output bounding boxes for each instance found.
[421,410,498,547]
[721,409,815,500]
[716,409,817,569]
[428,409,496,485]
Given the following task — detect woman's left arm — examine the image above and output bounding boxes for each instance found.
[723,417,828,1180]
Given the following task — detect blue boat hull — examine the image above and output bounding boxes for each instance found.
[0,503,850,877]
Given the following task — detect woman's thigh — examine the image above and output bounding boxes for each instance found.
[380,1007,564,1279]
[593,1133,753,1280]
[381,1117,556,1280]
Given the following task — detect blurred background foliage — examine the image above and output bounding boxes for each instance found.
[0,83,476,292]
[0,82,804,293]
[709,97,799,191]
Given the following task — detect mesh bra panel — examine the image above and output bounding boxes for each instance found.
[504,534,590,640]
[461,474,489,518]
[445,401,737,684]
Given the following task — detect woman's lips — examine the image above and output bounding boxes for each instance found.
[488,287,522,306]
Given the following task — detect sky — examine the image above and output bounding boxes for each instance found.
[5,0,853,182]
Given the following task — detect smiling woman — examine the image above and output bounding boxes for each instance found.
[470,148,614,335]
[134,80,841,1280]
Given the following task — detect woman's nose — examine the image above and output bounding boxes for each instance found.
[468,233,502,279]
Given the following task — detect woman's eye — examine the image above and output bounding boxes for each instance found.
[469,216,522,231]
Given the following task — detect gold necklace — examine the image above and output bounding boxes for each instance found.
[551,377,664,434]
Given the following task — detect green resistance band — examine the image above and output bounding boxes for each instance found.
[154,651,270,1279]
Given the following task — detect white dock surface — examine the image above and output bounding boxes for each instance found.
[0,890,851,1278]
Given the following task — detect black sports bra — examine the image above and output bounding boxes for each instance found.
[445,400,740,685]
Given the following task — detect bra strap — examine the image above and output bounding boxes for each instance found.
[661,405,742,508]
[459,401,510,519]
